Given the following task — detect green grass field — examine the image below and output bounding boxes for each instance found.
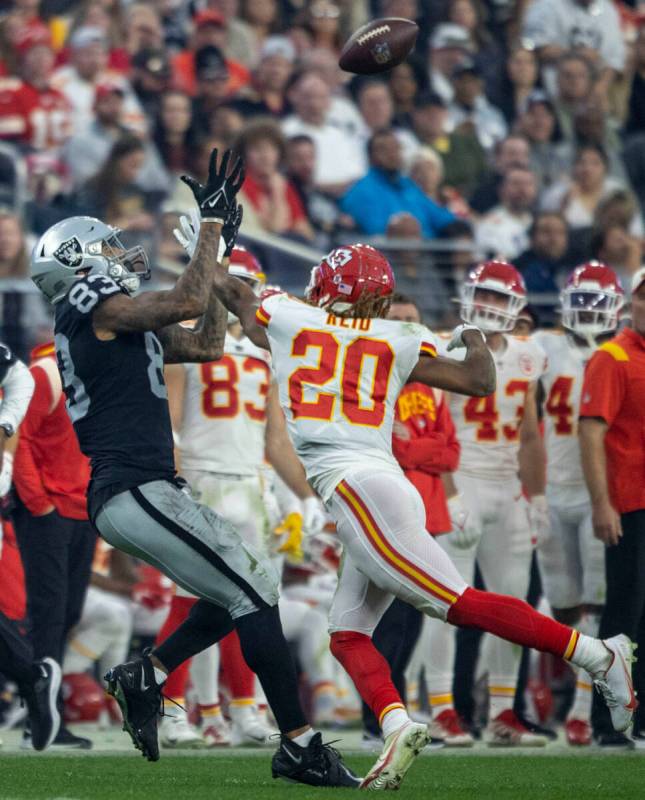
[1,753,645,800]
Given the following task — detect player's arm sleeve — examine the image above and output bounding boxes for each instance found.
[13,366,54,514]
[579,347,627,425]
[0,359,35,431]
[255,292,288,330]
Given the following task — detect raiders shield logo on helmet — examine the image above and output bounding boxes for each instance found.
[53,236,83,268]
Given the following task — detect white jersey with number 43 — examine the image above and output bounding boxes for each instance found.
[449,335,546,479]
[533,330,586,488]
[256,293,438,501]
[179,331,272,474]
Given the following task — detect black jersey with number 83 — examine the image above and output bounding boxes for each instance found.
[54,274,175,520]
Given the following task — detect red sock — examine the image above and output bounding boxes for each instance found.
[155,595,197,698]
[448,587,577,658]
[330,631,404,725]
[220,630,256,700]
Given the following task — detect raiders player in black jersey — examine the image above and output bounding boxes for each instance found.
[30,149,360,787]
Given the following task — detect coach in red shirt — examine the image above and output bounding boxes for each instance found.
[579,268,645,745]
[11,342,96,749]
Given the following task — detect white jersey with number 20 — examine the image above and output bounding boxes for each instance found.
[257,293,437,501]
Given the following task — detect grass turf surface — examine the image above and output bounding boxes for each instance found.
[1,754,644,800]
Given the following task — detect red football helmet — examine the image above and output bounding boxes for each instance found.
[63,673,107,724]
[229,246,265,290]
[305,244,395,315]
[561,262,624,343]
[228,246,265,322]
[460,260,526,332]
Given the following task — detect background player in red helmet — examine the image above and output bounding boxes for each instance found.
[534,262,624,745]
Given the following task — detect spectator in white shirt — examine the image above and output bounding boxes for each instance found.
[282,70,367,195]
[51,26,147,136]
[523,0,625,98]
[427,23,472,105]
[447,59,507,152]
[476,166,537,260]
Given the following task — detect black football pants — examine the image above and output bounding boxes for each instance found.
[12,500,96,666]
[592,509,645,736]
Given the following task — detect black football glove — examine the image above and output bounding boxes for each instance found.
[223,203,244,258]
[180,148,245,223]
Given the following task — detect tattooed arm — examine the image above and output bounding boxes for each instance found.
[93,222,223,336]
[156,257,229,363]
[92,147,243,338]
[211,264,270,350]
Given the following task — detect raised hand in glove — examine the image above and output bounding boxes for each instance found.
[528,494,551,548]
[448,493,481,549]
[275,511,304,563]
[447,323,484,352]
[174,203,244,261]
[180,147,244,222]
[222,203,244,258]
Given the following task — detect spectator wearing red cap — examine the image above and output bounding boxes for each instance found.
[0,24,72,152]
[51,26,147,135]
[171,11,250,97]
[579,267,645,745]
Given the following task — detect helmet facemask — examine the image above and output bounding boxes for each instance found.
[561,287,622,351]
[460,285,525,332]
[97,231,150,295]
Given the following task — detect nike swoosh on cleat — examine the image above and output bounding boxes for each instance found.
[283,748,303,764]
[140,671,150,692]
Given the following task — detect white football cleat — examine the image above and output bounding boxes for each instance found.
[429,709,474,747]
[485,710,548,747]
[593,634,638,733]
[201,715,231,747]
[160,708,205,749]
[360,721,430,790]
[230,709,278,747]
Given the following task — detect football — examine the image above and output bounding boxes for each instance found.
[338,17,419,75]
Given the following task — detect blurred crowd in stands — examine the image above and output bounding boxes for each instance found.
[2,0,645,354]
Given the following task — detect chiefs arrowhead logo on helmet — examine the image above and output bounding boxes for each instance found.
[305,244,395,317]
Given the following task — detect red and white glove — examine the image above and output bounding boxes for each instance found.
[448,493,482,549]
[529,494,550,548]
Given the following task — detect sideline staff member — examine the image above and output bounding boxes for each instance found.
[579,268,645,745]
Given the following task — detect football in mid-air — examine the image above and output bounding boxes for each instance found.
[338,17,419,75]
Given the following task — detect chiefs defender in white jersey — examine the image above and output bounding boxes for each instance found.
[424,261,552,747]
[534,262,624,746]
[205,237,634,790]
[159,247,330,748]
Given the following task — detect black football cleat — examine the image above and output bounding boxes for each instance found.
[21,658,61,751]
[104,652,163,762]
[272,732,361,788]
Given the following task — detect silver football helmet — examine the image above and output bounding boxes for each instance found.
[31,216,150,304]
